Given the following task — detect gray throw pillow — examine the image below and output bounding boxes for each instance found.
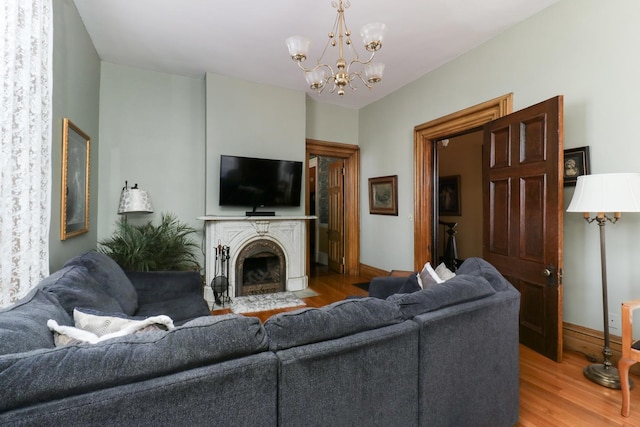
[40,266,124,316]
[64,251,138,315]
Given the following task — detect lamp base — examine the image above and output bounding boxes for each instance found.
[583,364,633,389]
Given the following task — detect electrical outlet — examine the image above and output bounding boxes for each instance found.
[609,313,620,331]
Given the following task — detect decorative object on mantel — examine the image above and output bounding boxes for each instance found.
[567,172,640,389]
[368,175,398,215]
[563,146,591,187]
[99,213,199,272]
[286,0,386,97]
[117,181,153,216]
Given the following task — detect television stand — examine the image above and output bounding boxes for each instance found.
[246,211,275,217]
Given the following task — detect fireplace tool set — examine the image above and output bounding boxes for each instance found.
[210,242,230,307]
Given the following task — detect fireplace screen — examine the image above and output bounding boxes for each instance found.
[236,240,286,296]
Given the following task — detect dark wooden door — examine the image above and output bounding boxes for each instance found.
[328,160,344,273]
[483,96,564,362]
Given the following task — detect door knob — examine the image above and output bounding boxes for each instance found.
[543,265,555,286]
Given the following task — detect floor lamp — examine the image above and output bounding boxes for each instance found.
[567,173,640,389]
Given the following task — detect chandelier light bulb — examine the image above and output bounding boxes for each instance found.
[305,68,327,90]
[360,22,386,51]
[286,36,310,62]
[365,63,385,83]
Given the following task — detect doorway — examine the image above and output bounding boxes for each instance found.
[305,139,360,276]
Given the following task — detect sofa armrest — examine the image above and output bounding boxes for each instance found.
[368,276,408,299]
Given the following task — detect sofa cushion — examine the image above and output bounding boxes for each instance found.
[0,314,268,413]
[398,273,423,293]
[264,297,404,351]
[0,289,72,356]
[455,257,510,291]
[388,275,496,319]
[64,251,138,315]
[39,266,124,316]
[134,294,211,325]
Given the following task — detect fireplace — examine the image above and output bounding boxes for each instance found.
[199,215,314,308]
[236,239,286,296]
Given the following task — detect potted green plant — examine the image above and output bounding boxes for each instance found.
[99,213,200,272]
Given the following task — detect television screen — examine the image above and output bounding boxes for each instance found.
[219,155,303,209]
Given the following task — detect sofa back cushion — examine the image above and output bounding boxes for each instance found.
[455,257,511,291]
[0,314,268,413]
[39,266,124,316]
[264,297,404,351]
[64,251,138,315]
[0,289,72,355]
[388,275,496,319]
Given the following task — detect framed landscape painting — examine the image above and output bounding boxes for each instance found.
[61,118,91,240]
[368,175,398,215]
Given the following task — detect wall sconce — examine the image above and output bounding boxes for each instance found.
[118,181,153,215]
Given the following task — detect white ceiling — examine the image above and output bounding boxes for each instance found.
[73,0,559,109]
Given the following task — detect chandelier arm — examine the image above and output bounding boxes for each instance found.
[350,72,373,90]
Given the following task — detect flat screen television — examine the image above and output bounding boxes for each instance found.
[219,155,303,214]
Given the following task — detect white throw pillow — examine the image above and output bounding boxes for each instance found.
[419,262,443,287]
[435,262,457,282]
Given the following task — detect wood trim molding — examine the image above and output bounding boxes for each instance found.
[359,263,388,280]
[563,321,640,375]
[306,139,360,275]
[413,93,513,270]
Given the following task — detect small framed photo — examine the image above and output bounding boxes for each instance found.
[439,175,461,216]
[61,118,91,240]
[368,175,398,215]
[563,146,590,187]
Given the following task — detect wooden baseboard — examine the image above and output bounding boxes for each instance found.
[563,321,640,375]
[359,263,388,281]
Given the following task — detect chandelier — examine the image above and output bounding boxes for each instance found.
[286,0,386,97]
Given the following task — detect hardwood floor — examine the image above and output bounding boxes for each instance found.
[226,266,640,425]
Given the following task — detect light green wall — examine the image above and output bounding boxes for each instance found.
[50,0,101,271]
[205,73,307,215]
[305,97,359,145]
[97,63,206,266]
[359,0,640,332]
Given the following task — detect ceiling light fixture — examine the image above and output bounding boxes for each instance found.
[286,0,386,97]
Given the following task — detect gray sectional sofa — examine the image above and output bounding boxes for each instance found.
[0,251,520,426]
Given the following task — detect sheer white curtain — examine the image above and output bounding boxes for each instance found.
[0,0,52,307]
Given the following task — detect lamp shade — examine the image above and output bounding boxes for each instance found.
[118,187,153,214]
[567,173,640,213]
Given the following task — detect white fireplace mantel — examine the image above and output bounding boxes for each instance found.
[198,215,316,307]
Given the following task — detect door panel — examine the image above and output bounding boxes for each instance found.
[483,96,563,362]
[328,160,344,274]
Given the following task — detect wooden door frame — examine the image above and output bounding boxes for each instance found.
[413,93,513,270]
[306,139,360,275]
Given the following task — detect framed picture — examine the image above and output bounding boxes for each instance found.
[368,175,398,215]
[439,175,461,216]
[61,118,91,240]
[563,146,590,187]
